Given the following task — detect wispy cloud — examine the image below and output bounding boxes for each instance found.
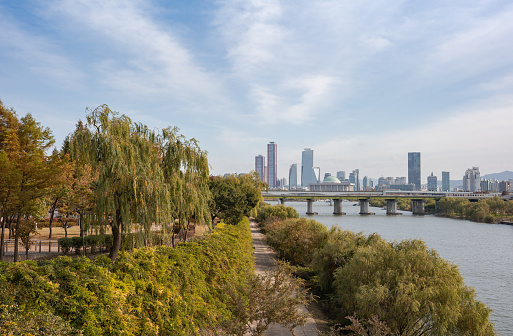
[47,0,227,108]
[0,12,84,89]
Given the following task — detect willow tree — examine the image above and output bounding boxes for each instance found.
[70,105,211,261]
[160,131,211,245]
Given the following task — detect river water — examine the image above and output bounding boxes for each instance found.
[268,200,513,335]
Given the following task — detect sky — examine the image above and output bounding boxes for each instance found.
[1,0,513,183]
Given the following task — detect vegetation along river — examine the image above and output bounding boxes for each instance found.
[267,200,513,335]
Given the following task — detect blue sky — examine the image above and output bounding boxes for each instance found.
[1,0,512,183]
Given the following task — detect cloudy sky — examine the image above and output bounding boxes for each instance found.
[1,0,512,183]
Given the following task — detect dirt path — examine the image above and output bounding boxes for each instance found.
[250,221,318,336]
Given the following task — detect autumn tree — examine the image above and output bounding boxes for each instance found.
[0,100,59,261]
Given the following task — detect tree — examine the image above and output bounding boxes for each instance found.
[71,106,169,261]
[332,238,496,335]
[70,105,211,261]
[209,172,265,225]
[0,100,58,261]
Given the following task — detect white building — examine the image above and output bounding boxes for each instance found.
[463,167,481,192]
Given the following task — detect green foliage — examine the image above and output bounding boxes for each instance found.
[0,218,254,335]
[58,237,73,254]
[311,228,380,293]
[209,172,266,225]
[437,196,513,223]
[332,238,496,335]
[0,304,83,336]
[70,105,211,261]
[263,217,328,265]
[262,216,496,335]
[256,203,299,223]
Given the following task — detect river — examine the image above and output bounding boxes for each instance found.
[267,200,513,335]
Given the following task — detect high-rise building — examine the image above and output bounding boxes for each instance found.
[301,149,317,187]
[349,169,360,191]
[463,167,481,192]
[289,164,297,190]
[267,142,277,188]
[408,152,421,190]
[427,172,437,191]
[442,171,450,192]
[313,167,321,183]
[324,173,332,180]
[336,171,346,181]
[362,176,372,191]
[255,155,265,182]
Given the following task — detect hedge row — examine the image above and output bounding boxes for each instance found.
[257,205,496,335]
[0,218,254,335]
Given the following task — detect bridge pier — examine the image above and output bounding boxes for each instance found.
[333,199,346,215]
[386,199,401,215]
[306,199,315,215]
[359,199,374,215]
[411,199,425,215]
[279,198,285,205]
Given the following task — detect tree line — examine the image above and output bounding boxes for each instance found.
[0,100,264,262]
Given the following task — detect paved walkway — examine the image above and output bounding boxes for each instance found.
[250,221,318,336]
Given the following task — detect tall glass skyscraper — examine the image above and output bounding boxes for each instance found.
[255,155,265,182]
[288,164,297,190]
[267,142,277,188]
[442,171,450,192]
[301,148,317,187]
[408,152,421,190]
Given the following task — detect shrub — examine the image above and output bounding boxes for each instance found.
[484,214,495,223]
[58,237,73,254]
[0,218,255,335]
[256,203,299,223]
[71,237,83,254]
[263,217,328,266]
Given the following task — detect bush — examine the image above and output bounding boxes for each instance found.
[0,218,255,335]
[484,214,495,223]
[263,217,328,266]
[71,237,83,254]
[58,237,73,254]
[311,228,380,293]
[256,203,299,223]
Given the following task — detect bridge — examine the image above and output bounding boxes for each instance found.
[262,190,509,216]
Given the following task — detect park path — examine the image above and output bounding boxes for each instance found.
[250,221,318,336]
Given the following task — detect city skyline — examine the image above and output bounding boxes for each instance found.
[1,1,512,179]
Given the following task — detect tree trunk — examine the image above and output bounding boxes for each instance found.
[184,219,189,242]
[80,212,85,256]
[0,215,5,260]
[48,198,58,239]
[13,213,21,262]
[109,208,123,261]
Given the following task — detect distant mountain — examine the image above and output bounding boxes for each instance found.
[481,171,513,181]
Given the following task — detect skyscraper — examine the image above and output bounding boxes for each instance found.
[289,164,297,190]
[442,171,450,192]
[427,172,437,191]
[349,169,360,191]
[408,152,421,190]
[301,149,317,187]
[267,142,277,188]
[255,155,265,182]
[463,167,481,192]
[336,171,346,181]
